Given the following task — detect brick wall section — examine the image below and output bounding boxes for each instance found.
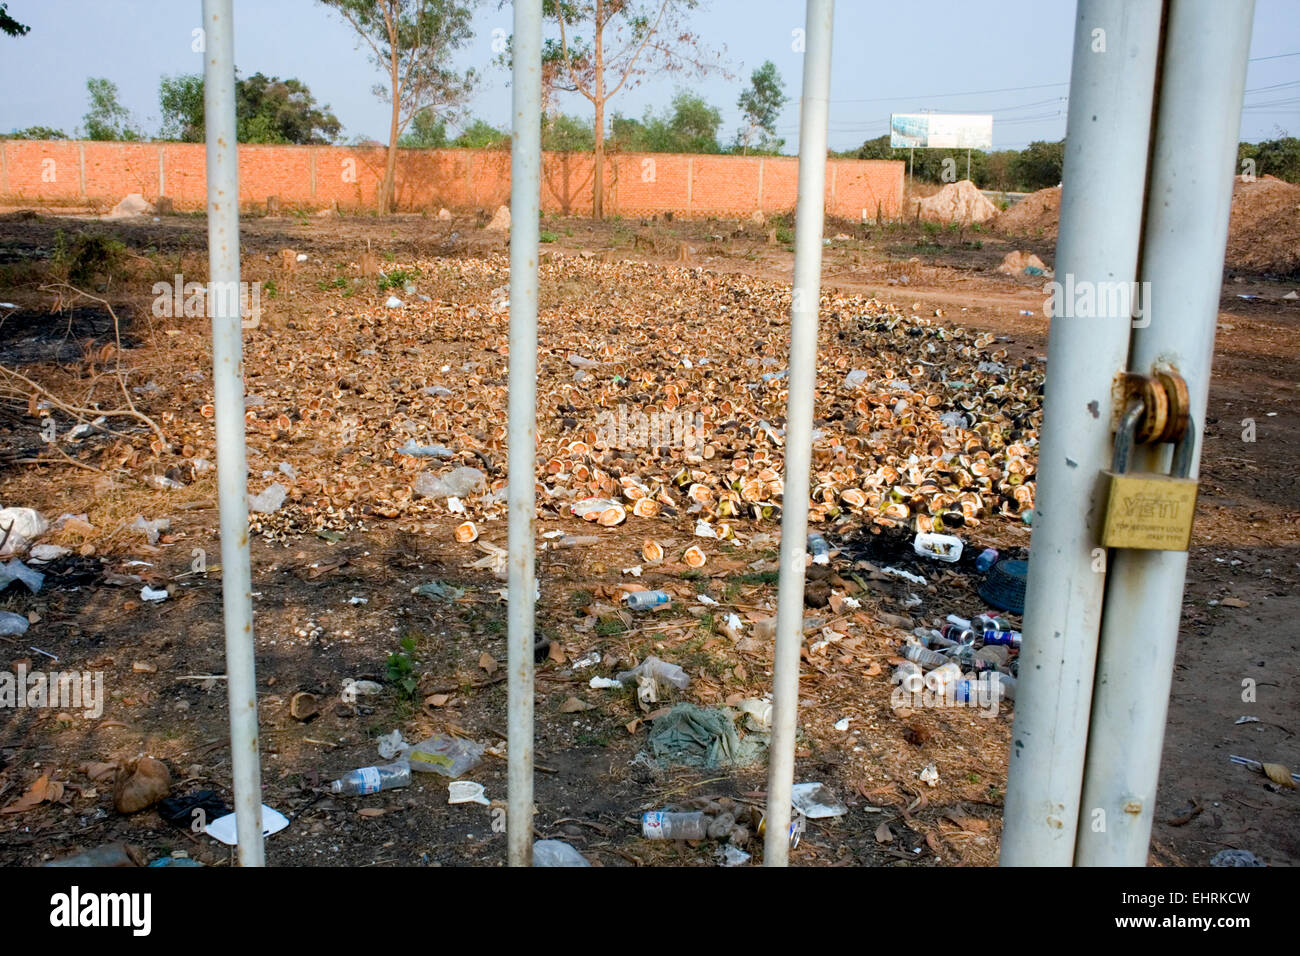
[1,139,904,219]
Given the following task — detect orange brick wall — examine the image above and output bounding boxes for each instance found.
[1,139,903,220]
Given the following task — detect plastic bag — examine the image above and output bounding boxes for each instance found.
[414,467,486,499]
[406,734,484,777]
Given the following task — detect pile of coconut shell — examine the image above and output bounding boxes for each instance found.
[157,253,1041,556]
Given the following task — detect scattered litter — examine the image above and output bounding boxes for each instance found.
[0,508,49,557]
[881,565,927,585]
[572,651,601,669]
[919,764,940,787]
[533,839,592,866]
[384,295,404,308]
[1210,849,1265,867]
[833,717,852,731]
[589,676,623,690]
[28,544,70,563]
[348,596,368,605]
[0,559,43,593]
[376,729,408,760]
[1235,715,1259,725]
[448,781,489,806]
[414,466,487,499]
[331,761,410,795]
[204,805,290,845]
[570,497,626,525]
[735,697,772,731]
[791,782,848,819]
[412,580,465,602]
[406,734,484,777]
[248,483,287,514]
[140,586,169,602]
[0,611,30,636]
[717,845,751,866]
[646,703,766,768]
[913,532,963,563]
[617,655,689,692]
[397,440,456,459]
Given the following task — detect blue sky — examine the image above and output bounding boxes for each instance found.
[1,0,1296,151]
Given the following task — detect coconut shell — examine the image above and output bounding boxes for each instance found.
[114,756,171,814]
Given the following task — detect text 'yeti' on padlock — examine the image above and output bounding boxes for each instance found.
[1100,399,1199,551]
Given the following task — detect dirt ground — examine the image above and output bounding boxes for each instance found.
[0,205,1294,867]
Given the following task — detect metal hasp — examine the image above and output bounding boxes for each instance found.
[1099,379,1198,552]
[202,0,264,866]
[764,0,835,868]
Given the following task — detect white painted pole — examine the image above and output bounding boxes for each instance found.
[1075,0,1255,866]
[506,0,542,868]
[202,0,263,866]
[764,0,833,868]
[1000,0,1162,867]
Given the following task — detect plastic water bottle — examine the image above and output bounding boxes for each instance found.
[903,643,951,669]
[807,533,831,565]
[624,590,671,611]
[925,662,963,693]
[976,548,999,573]
[892,660,924,693]
[642,810,709,840]
[330,760,411,795]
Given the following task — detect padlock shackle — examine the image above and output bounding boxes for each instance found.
[1112,400,1146,475]
[1171,414,1197,479]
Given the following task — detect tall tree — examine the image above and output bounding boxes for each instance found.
[83,77,142,141]
[542,0,724,218]
[319,0,477,214]
[159,72,341,144]
[735,60,785,154]
[398,108,448,147]
[1,2,28,36]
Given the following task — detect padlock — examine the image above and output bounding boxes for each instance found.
[1099,401,1199,551]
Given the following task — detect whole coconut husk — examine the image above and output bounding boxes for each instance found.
[114,756,171,814]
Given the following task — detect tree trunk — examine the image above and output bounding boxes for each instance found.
[592,0,605,220]
[381,19,401,215]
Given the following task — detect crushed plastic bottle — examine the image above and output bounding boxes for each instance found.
[330,760,411,795]
[807,533,830,565]
[0,610,30,636]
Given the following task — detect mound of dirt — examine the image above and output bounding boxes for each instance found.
[994,186,1060,238]
[1224,175,1300,277]
[996,177,1300,277]
[913,180,999,224]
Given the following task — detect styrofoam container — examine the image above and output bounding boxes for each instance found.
[913,532,963,563]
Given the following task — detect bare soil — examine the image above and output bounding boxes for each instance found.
[0,206,1294,867]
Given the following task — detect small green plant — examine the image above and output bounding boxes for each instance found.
[263,279,277,299]
[539,231,558,243]
[736,571,780,586]
[386,633,420,699]
[378,267,418,291]
[54,230,128,286]
[775,225,794,244]
[595,616,626,637]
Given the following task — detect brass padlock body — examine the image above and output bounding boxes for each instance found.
[1099,401,1198,551]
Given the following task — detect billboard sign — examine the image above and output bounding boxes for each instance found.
[890,113,993,149]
